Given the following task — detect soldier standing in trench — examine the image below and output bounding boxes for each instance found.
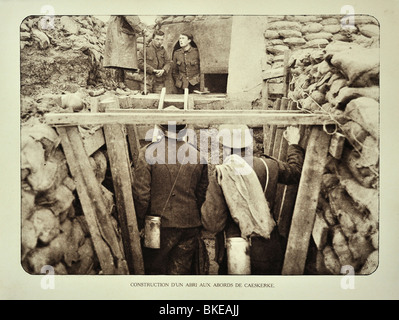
[172,32,201,93]
[201,125,305,275]
[132,106,209,275]
[137,29,172,93]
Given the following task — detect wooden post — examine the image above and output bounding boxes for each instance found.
[119,96,142,165]
[281,126,331,275]
[282,49,291,97]
[264,98,281,154]
[57,126,129,275]
[103,98,145,275]
[152,87,166,142]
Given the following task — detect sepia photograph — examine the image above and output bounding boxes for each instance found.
[19,12,380,277]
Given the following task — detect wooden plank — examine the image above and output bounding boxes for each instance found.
[119,96,142,165]
[152,87,166,142]
[264,98,281,155]
[268,83,284,95]
[44,110,334,127]
[272,97,289,157]
[329,132,346,159]
[126,125,141,165]
[103,123,145,275]
[81,127,105,156]
[282,126,331,275]
[57,126,128,275]
[262,67,284,80]
[282,50,291,97]
[275,99,298,237]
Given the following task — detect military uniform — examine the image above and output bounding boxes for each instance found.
[138,41,171,93]
[201,144,305,275]
[172,47,200,93]
[132,134,209,275]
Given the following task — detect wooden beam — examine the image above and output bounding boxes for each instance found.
[264,98,281,154]
[282,50,291,97]
[281,126,331,275]
[45,110,334,127]
[268,83,284,95]
[119,96,141,165]
[103,123,145,275]
[152,87,166,142]
[81,127,105,156]
[57,126,129,275]
[262,67,284,80]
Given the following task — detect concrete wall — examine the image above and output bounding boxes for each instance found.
[226,16,267,108]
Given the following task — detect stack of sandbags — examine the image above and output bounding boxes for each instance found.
[21,123,113,274]
[286,41,379,274]
[263,15,379,104]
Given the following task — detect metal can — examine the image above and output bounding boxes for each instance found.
[226,237,251,275]
[144,216,161,249]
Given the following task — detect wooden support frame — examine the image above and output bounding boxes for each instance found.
[45,90,333,276]
[45,110,333,127]
[57,126,129,275]
[100,98,145,275]
[281,126,332,275]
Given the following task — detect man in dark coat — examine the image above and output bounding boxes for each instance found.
[132,106,209,275]
[201,125,305,275]
[172,32,201,93]
[103,16,150,86]
[138,29,171,93]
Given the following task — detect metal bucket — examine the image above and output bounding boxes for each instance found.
[144,216,161,249]
[226,237,251,275]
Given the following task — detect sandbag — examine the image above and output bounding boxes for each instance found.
[334,86,380,107]
[31,208,60,244]
[305,38,329,48]
[305,32,333,41]
[328,47,379,86]
[323,245,341,274]
[268,20,301,31]
[301,22,323,33]
[322,24,341,34]
[279,29,302,38]
[61,92,85,112]
[21,219,37,259]
[345,97,379,139]
[283,37,306,46]
[359,250,378,275]
[357,24,379,38]
[332,226,355,267]
[264,29,279,39]
[266,44,289,55]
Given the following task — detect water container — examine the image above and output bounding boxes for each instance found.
[226,237,251,275]
[144,216,161,249]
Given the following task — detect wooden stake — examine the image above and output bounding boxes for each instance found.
[103,123,145,275]
[281,126,331,275]
[57,126,129,275]
[102,97,145,274]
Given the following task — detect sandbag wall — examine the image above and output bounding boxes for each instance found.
[21,122,116,275]
[264,15,379,274]
[264,15,379,107]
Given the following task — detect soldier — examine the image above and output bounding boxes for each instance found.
[138,29,172,93]
[172,32,201,93]
[132,106,209,275]
[103,15,151,88]
[201,125,305,275]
